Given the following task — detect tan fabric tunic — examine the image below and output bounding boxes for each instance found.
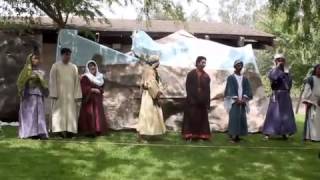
[49,61,82,133]
[136,65,166,135]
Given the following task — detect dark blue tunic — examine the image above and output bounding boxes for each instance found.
[262,67,296,136]
[224,74,252,136]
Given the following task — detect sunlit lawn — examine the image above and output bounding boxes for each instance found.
[0,115,319,180]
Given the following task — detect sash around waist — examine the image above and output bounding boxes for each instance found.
[272,90,289,93]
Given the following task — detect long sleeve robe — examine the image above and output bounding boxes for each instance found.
[302,76,320,141]
[262,67,296,136]
[182,69,211,139]
[224,74,252,136]
[136,65,166,135]
[49,61,82,133]
[19,69,48,138]
[78,76,108,135]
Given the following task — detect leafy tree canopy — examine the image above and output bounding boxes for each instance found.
[0,0,202,28]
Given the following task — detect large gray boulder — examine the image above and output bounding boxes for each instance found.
[0,31,42,121]
[102,63,268,132]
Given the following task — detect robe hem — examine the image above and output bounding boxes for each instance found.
[182,133,211,140]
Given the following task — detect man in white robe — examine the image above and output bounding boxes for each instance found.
[137,55,166,141]
[49,48,82,137]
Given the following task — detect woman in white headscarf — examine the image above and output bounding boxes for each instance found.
[78,60,109,137]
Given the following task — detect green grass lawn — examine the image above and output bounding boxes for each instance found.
[0,115,319,180]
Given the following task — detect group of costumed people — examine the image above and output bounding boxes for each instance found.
[17,48,108,139]
[14,46,320,143]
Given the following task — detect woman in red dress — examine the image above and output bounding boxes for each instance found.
[78,60,108,137]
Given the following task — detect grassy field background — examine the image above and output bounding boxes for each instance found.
[0,115,319,180]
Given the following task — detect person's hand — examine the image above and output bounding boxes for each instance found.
[236,98,242,105]
[156,92,163,99]
[30,73,38,78]
[75,98,82,106]
[237,98,247,106]
[91,88,101,94]
[277,63,285,71]
[242,97,249,104]
[157,98,165,106]
[143,82,149,89]
[162,83,168,90]
[277,61,285,67]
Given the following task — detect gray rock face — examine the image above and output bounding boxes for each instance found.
[0,31,42,121]
[103,63,268,132]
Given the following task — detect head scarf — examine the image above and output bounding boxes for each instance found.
[140,54,161,81]
[146,55,159,64]
[141,54,160,69]
[16,53,47,96]
[84,60,104,86]
[273,53,289,72]
[234,59,243,67]
[273,53,286,67]
[273,53,286,62]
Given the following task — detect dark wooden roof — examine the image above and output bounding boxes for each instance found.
[1,16,275,48]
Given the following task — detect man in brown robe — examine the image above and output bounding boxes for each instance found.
[182,56,211,141]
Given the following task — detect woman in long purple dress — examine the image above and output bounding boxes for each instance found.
[16,51,48,139]
[262,54,296,140]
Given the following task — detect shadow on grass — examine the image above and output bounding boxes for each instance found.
[0,117,319,180]
[0,139,319,180]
